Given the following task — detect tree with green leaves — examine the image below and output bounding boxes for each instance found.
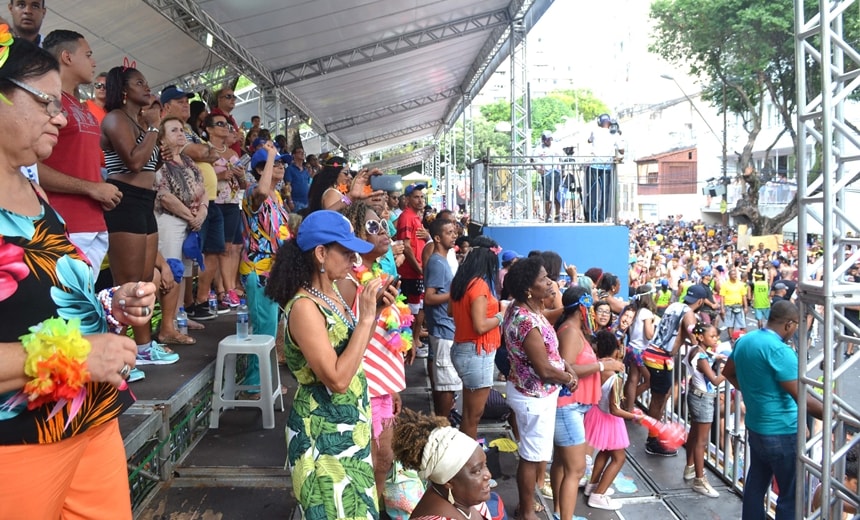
[479,88,610,143]
[649,0,835,235]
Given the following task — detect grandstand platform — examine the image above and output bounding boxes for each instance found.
[126,312,742,519]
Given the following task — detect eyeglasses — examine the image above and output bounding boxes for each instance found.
[7,78,65,118]
[595,309,612,316]
[220,94,235,100]
[94,82,106,90]
[210,121,229,128]
[364,219,389,236]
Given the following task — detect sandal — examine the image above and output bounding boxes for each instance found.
[513,500,545,518]
[157,333,197,345]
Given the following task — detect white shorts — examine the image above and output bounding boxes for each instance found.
[429,336,462,392]
[505,381,559,462]
[68,231,109,279]
[156,212,192,277]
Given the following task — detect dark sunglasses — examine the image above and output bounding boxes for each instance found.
[365,219,389,236]
[210,121,229,128]
[93,82,106,90]
[220,94,236,100]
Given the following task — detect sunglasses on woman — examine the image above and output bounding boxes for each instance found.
[93,82,106,90]
[365,219,389,236]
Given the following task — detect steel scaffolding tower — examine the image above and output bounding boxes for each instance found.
[509,18,531,220]
[795,1,860,518]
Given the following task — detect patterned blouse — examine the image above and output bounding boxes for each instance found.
[239,184,290,283]
[0,193,133,445]
[503,305,565,398]
[154,154,205,216]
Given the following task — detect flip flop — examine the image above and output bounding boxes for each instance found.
[157,333,197,345]
[187,319,205,330]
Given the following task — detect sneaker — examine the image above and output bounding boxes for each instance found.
[226,290,241,308]
[692,476,720,498]
[136,342,180,365]
[588,492,621,511]
[683,464,696,481]
[186,302,216,321]
[128,367,146,382]
[583,483,615,497]
[414,344,429,358]
[645,437,678,457]
[216,299,231,313]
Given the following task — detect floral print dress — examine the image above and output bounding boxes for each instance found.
[283,294,377,520]
[0,195,133,445]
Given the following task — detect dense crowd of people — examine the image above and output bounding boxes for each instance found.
[1,3,859,519]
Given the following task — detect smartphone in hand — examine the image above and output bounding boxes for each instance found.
[370,175,403,192]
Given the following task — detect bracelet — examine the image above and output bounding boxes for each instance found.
[598,361,605,372]
[495,312,503,323]
[567,372,575,385]
[20,317,92,412]
[146,126,159,133]
[98,286,124,334]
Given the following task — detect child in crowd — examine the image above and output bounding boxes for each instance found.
[583,330,642,511]
[683,323,725,497]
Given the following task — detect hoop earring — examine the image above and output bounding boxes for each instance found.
[353,253,362,268]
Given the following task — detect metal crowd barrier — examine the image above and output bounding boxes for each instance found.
[467,155,619,225]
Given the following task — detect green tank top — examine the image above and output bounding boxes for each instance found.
[656,288,672,307]
[752,279,770,309]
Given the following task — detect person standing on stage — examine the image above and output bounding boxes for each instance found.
[533,130,561,222]
[585,114,624,223]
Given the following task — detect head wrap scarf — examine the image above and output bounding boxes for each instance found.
[419,426,479,485]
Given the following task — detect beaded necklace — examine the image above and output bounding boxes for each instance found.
[304,284,356,329]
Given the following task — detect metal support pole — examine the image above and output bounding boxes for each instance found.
[721,82,729,241]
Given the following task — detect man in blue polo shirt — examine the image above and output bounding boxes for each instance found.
[723,300,823,520]
[286,146,311,211]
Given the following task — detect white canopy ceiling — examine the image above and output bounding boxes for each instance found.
[38,0,552,155]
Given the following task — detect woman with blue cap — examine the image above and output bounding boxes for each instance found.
[266,210,398,518]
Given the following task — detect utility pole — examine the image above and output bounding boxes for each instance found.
[721,81,729,242]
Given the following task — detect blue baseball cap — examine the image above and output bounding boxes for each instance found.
[404,183,426,196]
[296,210,374,254]
[160,85,194,105]
[181,231,205,272]
[501,250,522,263]
[251,148,291,169]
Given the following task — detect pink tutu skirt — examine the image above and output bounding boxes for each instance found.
[584,405,629,451]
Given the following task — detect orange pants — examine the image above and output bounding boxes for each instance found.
[0,419,131,519]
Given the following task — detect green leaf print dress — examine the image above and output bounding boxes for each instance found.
[283,295,378,520]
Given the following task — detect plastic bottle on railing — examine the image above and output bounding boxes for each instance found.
[208,289,218,315]
[236,299,249,339]
[177,307,188,335]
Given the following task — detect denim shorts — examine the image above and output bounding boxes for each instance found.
[754,307,770,321]
[724,306,746,329]
[554,402,592,447]
[450,342,495,389]
[687,388,716,423]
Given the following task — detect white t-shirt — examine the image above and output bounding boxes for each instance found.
[628,308,655,351]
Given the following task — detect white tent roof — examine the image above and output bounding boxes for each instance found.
[40,0,552,155]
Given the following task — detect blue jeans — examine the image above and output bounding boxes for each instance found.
[744,430,797,520]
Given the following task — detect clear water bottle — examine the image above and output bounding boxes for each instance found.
[236,299,249,339]
[208,289,218,315]
[177,307,188,335]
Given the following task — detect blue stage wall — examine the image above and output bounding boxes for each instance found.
[482,224,630,298]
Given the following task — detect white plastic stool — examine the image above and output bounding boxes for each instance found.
[210,334,284,429]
